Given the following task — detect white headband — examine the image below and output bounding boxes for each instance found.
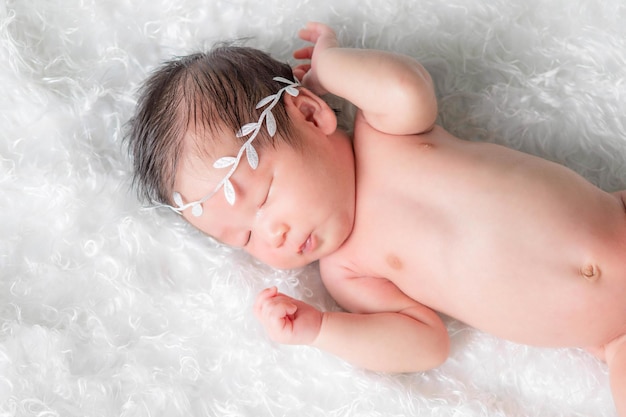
[155,76,300,217]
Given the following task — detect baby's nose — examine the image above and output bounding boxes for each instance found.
[265,222,289,248]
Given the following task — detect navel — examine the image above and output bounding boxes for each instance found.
[580,263,600,282]
[386,254,403,271]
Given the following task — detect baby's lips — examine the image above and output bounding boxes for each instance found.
[298,234,315,254]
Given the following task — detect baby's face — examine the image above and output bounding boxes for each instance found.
[173,118,356,269]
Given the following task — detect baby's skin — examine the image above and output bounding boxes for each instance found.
[175,23,626,414]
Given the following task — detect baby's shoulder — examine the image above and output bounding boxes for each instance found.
[352,109,448,150]
[351,114,442,174]
[351,111,397,155]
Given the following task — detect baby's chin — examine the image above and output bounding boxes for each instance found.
[264,255,320,271]
[260,246,334,270]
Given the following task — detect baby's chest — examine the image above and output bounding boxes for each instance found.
[347,173,590,306]
[340,194,453,299]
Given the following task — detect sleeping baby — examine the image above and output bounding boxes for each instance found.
[127,22,626,415]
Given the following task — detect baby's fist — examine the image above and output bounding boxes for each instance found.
[254,287,323,345]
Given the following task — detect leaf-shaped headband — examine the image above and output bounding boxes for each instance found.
[157,76,300,217]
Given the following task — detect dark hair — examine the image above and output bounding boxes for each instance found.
[126,46,296,205]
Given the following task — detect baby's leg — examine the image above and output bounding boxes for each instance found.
[605,334,626,416]
[607,191,626,415]
[618,191,626,212]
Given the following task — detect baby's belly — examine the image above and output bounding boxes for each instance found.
[390,238,626,347]
[364,190,626,347]
[420,257,622,346]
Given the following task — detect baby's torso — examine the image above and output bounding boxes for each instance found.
[322,117,626,347]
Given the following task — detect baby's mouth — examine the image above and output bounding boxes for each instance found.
[298,234,315,254]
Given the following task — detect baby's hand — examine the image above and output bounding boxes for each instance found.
[254,287,323,345]
[293,22,339,95]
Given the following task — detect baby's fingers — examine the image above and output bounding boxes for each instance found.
[254,287,296,319]
[298,22,339,50]
[253,287,277,316]
[298,22,335,42]
[255,295,300,343]
[253,289,322,345]
[292,64,311,83]
[293,46,314,60]
[264,297,298,320]
[297,27,321,44]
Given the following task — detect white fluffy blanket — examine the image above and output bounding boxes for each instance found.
[2,0,625,416]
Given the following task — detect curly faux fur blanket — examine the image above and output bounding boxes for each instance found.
[1,0,625,416]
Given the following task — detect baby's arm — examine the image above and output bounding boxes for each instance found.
[314,270,450,372]
[293,22,438,136]
[254,270,449,373]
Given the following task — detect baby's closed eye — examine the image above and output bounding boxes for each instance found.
[258,176,273,208]
[243,231,252,247]
[247,177,273,247]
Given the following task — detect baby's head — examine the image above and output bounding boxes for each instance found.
[127,46,355,269]
[127,46,296,207]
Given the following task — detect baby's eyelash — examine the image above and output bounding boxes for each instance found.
[259,177,273,208]
[245,178,272,247]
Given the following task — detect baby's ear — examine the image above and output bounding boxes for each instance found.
[284,88,337,135]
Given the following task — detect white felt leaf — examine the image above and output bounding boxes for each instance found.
[246,144,259,169]
[213,156,236,169]
[191,203,203,217]
[173,192,184,208]
[265,110,276,137]
[285,86,299,97]
[273,76,293,85]
[224,179,236,205]
[236,123,258,138]
[256,95,275,109]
